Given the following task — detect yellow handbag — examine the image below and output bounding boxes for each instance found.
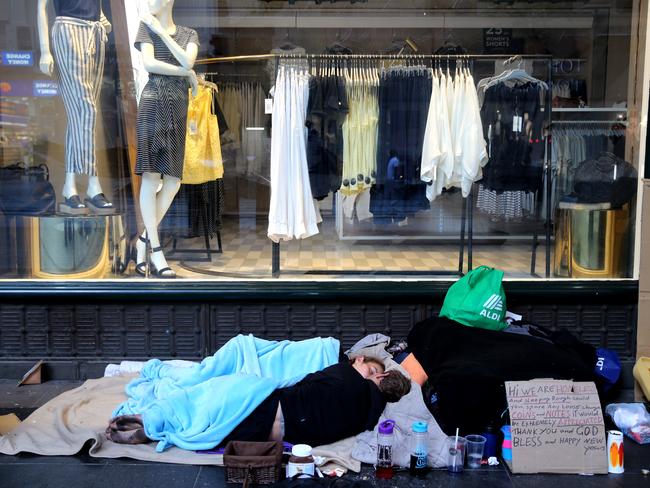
[182,85,224,184]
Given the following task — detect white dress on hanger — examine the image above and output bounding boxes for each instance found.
[458,73,489,197]
[268,65,319,243]
[421,72,453,202]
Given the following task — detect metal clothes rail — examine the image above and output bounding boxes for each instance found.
[267,53,554,278]
[184,53,556,278]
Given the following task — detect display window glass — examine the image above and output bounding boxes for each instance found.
[0,0,644,280]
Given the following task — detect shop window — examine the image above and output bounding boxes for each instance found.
[0,0,643,281]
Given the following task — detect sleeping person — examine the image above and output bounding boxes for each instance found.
[106,355,411,448]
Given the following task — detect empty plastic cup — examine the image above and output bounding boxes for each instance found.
[447,436,466,473]
[465,435,487,468]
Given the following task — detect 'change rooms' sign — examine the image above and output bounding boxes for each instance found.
[2,51,34,67]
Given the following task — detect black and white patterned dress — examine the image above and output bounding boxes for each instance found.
[135,23,199,179]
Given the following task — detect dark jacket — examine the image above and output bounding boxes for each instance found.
[280,362,386,447]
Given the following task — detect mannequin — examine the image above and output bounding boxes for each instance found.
[37,0,115,215]
[133,0,199,278]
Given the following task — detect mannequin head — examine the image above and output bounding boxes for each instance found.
[148,0,174,16]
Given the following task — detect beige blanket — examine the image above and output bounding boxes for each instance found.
[0,376,359,471]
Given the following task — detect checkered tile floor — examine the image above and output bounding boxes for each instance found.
[170,215,547,279]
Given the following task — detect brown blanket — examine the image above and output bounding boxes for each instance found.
[0,376,359,471]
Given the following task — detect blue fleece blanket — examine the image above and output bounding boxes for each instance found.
[113,334,340,452]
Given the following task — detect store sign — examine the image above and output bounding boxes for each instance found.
[552,59,584,75]
[33,80,59,97]
[483,28,512,54]
[1,51,34,67]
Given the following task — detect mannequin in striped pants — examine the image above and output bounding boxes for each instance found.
[37,0,115,215]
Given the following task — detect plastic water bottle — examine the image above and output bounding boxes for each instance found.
[376,420,395,479]
[501,425,512,462]
[482,422,498,460]
[409,421,428,477]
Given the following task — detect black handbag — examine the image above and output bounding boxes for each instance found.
[573,152,637,208]
[0,162,56,215]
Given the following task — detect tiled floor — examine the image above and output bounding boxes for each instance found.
[1,381,648,488]
[165,213,547,280]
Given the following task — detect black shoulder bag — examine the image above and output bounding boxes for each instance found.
[0,162,56,215]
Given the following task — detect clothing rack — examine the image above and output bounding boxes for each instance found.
[196,54,276,65]
[277,53,547,60]
[166,197,224,263]
[189,52,554,278]
[204,73,267,79]
[269,53,553,278]
[551,120,628,125]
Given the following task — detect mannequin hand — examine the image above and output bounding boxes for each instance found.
[187,70,199,97]
[39,52,54,76]
[141,14,164,36]
[102,19,112,34]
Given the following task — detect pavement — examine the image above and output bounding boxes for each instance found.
[1,380,649,488]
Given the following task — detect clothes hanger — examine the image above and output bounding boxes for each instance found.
[327,30,353,55]
[197,74,219,92]
[480,56,521,88]
[278,29,296,51]
[486,57,548,90]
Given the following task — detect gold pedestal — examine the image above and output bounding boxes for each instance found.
[554,203,630,278]
[3,213,126,279]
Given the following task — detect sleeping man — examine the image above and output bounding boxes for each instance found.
[107,355,411,448]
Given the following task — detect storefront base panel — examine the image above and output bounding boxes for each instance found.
[0,280,638,380]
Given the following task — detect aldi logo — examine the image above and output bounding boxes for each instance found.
[480,294,503,320]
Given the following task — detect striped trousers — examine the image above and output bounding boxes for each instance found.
[51,17,107,176]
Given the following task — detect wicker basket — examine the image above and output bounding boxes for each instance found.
[223,440,283,487]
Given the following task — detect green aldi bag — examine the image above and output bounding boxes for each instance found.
[440,266,507,331]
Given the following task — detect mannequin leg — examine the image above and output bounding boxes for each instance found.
[135,175,181,267]
[87,176,104,199]
[84,176,115,214]
[59,172,89,215]
[62,173,78,199]
[148,175,181,274]
[138,173,161,275]
[137,173,181,277]
[155,175,182,227]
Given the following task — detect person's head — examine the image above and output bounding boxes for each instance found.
[350,356,411,402]
[377,369,411,403]
[389,150,398,159]
[351,356,385,385]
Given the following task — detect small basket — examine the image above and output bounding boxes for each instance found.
[223,440,283,487]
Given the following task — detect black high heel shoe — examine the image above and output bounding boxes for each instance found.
[149,246,176,279]
[134,235,149,277]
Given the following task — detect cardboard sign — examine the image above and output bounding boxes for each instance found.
[505,380,607,474]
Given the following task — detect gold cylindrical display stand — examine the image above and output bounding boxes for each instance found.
[554,203,630,278]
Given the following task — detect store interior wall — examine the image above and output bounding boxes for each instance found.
[190,2,633,223]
